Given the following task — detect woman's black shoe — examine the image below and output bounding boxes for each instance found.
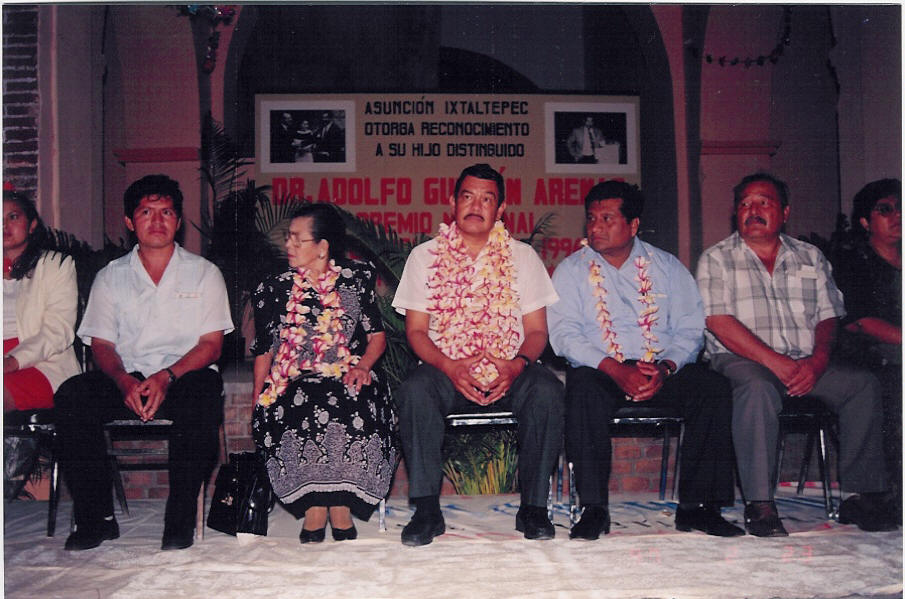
[332,523,358,541]
[299,526,326,544]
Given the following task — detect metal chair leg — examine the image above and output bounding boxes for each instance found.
[568,461,579,525]
[378,498,386,532]
[798,430,816,495]
[195,485,205,540]
[772,434,786,493]
[659,424,671,501]
[108,455,130,517]
[671,422,684,500]
[47,447,60,537]
[817,426,837,519]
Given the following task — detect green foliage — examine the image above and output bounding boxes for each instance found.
[195,116,287,337]
[442,428,519,495]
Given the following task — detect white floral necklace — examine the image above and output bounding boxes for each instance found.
[427,221,521,386]
[258,260,359,407]
[582,239,662,363]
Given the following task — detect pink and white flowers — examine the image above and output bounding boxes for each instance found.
[582,240,662,363]
[427,221,520,386]
[258,261,359,407]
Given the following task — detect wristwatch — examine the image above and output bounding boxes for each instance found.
[515,354,532,368]
[165,367,178,384]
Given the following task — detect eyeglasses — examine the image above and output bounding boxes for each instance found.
[282,231,316,246]
[872,203,901,216]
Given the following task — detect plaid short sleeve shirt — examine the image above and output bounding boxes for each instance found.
[696,232,845,359]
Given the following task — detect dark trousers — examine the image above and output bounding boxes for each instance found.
[54,368,224,530]
[394,363,564,507]
[565,363,736,507]
[710,354,886,500]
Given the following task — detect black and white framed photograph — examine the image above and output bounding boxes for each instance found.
[545,101,638,174]
[258,98,356,173]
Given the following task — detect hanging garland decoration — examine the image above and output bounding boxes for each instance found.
[693,7,792,68]
[175,5,237,73]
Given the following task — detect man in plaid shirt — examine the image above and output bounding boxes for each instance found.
[697,173,896,536]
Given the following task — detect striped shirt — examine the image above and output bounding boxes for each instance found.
[696,232,845,359]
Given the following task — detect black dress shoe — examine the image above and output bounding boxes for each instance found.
[744,501,788,537]
[299,526,327,544]
[401,510,445,546]
[332,523,357,541]
[161,527,195,551]
[569,505,610,540]
[64,518,120,551]
[838,494,899,532]
[675,504,745,537]
[515,505,555,540]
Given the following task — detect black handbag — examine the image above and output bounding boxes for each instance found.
[207,452,276,536]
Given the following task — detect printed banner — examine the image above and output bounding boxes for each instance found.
[256,93,640,270]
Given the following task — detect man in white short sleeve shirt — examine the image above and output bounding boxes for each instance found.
[55,175,233,552]
[392,163,564,546]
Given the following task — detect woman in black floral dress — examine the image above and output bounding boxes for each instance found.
[251,204,396,543]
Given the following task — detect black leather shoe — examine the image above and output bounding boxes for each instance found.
[675,504,744,537]
[161,527,195,551]
[64,518,120,551]
[838,494,899,532]
[332,523,357,541]
[744,501,788,537]
[513,505,555,540]
[401,510,445,546]
[299,526,327,544]
[569,505,610,540]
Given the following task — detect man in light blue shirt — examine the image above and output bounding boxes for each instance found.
[549,181,741,540]
[55,175,233,552]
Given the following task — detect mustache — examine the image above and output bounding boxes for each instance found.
[745,216,767,226]
[465,213,485,221]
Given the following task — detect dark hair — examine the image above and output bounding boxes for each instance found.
[123,174,184,219]
[288,203,346,260]
[3,190,47,280]
[453,163,505,206]
[584,180,644,221]
[851,178,901,233]
[732,173,789,208]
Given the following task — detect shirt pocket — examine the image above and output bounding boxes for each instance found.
[784,268,818,324]
[173,290,205,336]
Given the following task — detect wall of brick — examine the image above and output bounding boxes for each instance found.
[2,5,39,195]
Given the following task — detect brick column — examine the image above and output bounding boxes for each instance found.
[2,5,39,195]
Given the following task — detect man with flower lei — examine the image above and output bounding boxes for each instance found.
[548,181,742,541]
[392,163,563,546]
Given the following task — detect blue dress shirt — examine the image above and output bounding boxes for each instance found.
[548,237,705,371]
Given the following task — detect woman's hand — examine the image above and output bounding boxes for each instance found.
[3,355,19,374]
[343,365,372,392]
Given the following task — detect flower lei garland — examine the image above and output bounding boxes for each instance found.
[427,221,521,385]
[258,261,359,407]
[581,239,662,363]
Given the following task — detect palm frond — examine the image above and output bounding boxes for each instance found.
[200,116,251,206]
[442,428,519,495]
[332,207,426,285]
[521,211,558,251]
